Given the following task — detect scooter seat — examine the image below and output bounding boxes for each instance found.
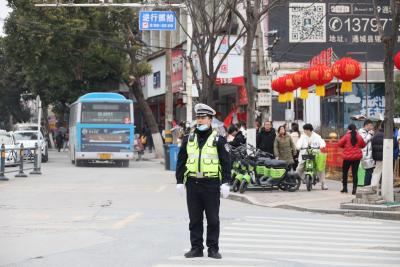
[269,160,288,168]
[256,158,273,166]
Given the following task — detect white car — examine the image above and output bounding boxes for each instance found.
[0,130,19,166]
[13,130,48,162]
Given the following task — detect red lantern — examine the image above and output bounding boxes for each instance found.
[394,51,400,70]
[272,77,287,103]
[283,74,298,102]
[332,57,362,93]
[293,69,313,100]
[309,65,333,97]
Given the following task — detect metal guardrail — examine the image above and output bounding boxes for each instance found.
[0,143,42,181]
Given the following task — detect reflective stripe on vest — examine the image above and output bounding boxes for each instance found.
[186,130,220,178]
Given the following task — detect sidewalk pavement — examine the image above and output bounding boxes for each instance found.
[228,179,400,221]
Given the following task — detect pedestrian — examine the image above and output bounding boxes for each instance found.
[175,103,231,259]
[358,119,375,186]
[296,123,328,190]
[290,122,301,169]
[371,124,384,190]
[55,130,64,152]
[274,125,296,168]
[256,121,276,157]
[228,125,246,148]
[337,124,366,194]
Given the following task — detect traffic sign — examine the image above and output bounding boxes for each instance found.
[139,11,176,31]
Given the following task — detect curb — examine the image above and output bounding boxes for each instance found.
[227,193,400,221]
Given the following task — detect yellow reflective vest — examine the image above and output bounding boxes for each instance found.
[185,130,221,180]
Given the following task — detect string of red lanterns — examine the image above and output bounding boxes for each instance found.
[271,56,365,101]
[270,51,400,103]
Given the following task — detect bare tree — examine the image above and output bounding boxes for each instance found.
[231,0,280,129]
[123,23,165,159]
[372,0,399,201]
[181,0,246,105]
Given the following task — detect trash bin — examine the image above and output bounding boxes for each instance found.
[169,144,179,171]
[164,144,170,170]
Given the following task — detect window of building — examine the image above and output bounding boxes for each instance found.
[153,71,161,89]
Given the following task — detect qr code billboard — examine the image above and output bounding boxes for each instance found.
[289,2,326,43]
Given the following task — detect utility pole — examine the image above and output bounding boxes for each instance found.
[164,30,173,142]
[185,15,193,123]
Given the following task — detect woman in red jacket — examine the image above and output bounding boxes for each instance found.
[337,124,366,194]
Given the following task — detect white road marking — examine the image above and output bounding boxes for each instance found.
[220,243,400,255]
[245,215,387,225]
[165,255,400,267]
[220,237,400,249]
[112,212,142,230]
[232,221,400,232]
[224,226,400,239]
[221,232,400,245]
[223,249,400,261]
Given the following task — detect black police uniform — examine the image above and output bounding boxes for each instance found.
[176,127,231,255]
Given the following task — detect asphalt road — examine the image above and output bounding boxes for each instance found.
[0,151,399,267]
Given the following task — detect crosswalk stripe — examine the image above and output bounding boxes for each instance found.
[231,222,400,233]
[220,243,400,255]
[240,219,400,231]
[153,265,259,267]
[221,232,400,245]
[225,226,400,240]
[166,255,400,267]
[168,255,277,263]
[220,237,400,249]
[245,216,389,225]
[223,249,400,261]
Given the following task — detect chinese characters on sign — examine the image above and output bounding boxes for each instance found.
[269,0,399,62]
[361,96,385,117]
[139,11,176,31]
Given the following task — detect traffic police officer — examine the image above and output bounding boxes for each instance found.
[176,103,231,259]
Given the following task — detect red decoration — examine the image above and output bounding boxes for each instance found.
[332,57,362,93]
[238,86,248,105]
[272,77,287,102]
[283,74,298,102]
[292,70,313,99]
[394,52,400,70]
[308,65,333,97]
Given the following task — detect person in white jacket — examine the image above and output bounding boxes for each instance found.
[296,123,328,190]
[358,119,375,186]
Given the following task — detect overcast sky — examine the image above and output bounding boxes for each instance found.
[0,0,11,36]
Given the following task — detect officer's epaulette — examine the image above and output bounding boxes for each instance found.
[212,132,219,146]
[189,131,195,142]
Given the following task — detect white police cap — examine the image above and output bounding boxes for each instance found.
[194,103,216,117]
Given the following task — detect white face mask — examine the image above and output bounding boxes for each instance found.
[197,124,210,131]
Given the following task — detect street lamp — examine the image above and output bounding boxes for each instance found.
[345,51,368,117]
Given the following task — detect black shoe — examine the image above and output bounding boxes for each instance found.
[184,248,203,258]
[352,190,356,195]
[208,250,222,259]
[341,188,348,193]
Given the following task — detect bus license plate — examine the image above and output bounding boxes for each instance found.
[99,153,111,160]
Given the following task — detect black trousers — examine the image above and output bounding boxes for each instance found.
[186,178,220,252]
[364,167,374,186]
[342,160,360,190]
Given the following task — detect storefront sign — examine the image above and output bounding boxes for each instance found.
[172,50,184,93]
[257,76,271,90]
[269,0,399,61]
[257,92,272,106]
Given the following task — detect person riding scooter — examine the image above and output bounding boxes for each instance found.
[296,124,328,190]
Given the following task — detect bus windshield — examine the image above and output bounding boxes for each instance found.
[81,102,131,124]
